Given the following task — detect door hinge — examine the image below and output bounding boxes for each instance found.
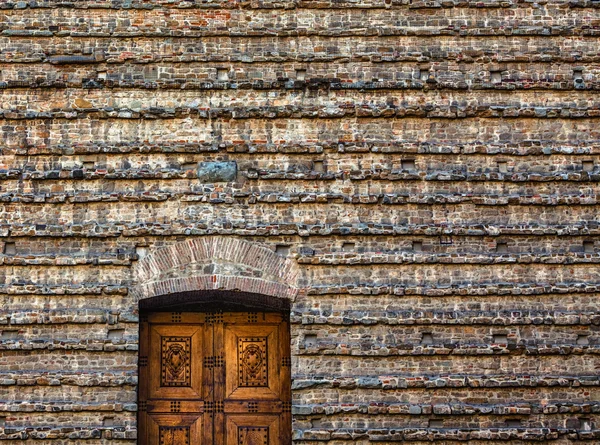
[282,356,291,367]
[139,356,148,367]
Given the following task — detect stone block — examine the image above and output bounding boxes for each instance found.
[196,161,237,183]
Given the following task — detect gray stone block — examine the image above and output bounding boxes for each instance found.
[197,161,237,183]
[48,55,101,65]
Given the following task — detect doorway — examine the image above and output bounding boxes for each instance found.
[138,311,291,445]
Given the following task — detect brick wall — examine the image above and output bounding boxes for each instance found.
[1,0,600,442]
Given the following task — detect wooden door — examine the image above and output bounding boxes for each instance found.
[139,311,291,445]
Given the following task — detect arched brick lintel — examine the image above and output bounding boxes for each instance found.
[131,237,301,305]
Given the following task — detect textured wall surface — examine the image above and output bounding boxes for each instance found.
[1,0,600,443]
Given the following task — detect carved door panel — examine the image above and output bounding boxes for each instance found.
[139,311,290,445]
[139,312,212,445]
[214,312,291,445]
[145,414,203,445]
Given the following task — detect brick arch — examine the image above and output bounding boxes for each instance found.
[130,237,301,307]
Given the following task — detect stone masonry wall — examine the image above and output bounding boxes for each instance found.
[1,0,600,443]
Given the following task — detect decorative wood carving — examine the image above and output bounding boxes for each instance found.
[161,336,191,387]
[140,312,290,445]
[238,337,268,387]
[159,426,190,445]
[238,427,269,445]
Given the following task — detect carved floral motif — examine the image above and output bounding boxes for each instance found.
[238,426,269,445]
[238,337,268,387]
[159,426,190,445]
[161,336,191,387]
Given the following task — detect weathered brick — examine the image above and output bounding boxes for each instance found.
[1,1,600,443]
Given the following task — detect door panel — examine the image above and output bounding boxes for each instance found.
[146,414,203,445]
[216,313,288,445]
[224,325,280,400]
[225,415,280,445]
[139,311,291,445]
[149,325,204,399]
